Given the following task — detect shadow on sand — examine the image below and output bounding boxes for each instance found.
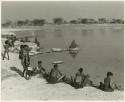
[10,67,23,77]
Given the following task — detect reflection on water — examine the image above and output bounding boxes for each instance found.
[54,29,63,38]
[69,51,79,59]
[34,30,46,39]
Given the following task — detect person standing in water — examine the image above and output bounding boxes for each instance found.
[34,37,40,47]
[3,40,10,60]
[69,40,78,48]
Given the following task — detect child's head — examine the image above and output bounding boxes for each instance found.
[107,72,113,77]
[38,61,42,65]
[78,68,83,73]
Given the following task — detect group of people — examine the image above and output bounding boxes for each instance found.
[2,35,17,60]
[18,44,115,92]
[2,35,40,60]
[2,37,119,92]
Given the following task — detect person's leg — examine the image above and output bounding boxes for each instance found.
[2,51,6,60]
[22,68,26,77]
[7,52,9,60]
[82,77,89,87]
[25,67,30,80]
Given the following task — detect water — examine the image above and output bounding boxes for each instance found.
[14,24,124,88]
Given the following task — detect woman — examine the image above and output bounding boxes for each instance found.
[49,64,62,83]
[74,68,85,88]
[99,72,114,92]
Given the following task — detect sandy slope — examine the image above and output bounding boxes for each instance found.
[1,52,124,100]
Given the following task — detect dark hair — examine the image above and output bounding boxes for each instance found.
[107,72,113,77]
[20,45,24,49]
[38,61,42,64]
[24,45,29,51]
[5,40,9,44]
[79,68,83,73]
[54,64,58,68]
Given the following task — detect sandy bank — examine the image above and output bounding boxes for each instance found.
[1,53,124,100]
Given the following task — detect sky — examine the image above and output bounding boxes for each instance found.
[2,1,124,23]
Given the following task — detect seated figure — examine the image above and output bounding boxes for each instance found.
[48,64,63,83]
[69,40,78,49]
[99,72,114,92]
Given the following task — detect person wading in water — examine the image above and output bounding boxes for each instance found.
[69,40,78,49]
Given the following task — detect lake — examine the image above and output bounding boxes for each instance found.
[14,24,124,88]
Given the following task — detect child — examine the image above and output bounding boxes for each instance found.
[3,40,10,60]
[35,61,46,75]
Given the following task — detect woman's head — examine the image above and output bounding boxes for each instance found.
[107,72,113,77]
[78,68,83,73]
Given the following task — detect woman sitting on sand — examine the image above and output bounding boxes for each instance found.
[99,72,114,92]
[48,64,63,83]
[73,68,93,88]
[74,68,85,88]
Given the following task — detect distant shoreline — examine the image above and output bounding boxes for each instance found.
[1,24,124,32]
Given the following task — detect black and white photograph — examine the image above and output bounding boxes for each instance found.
[1,0,124,100]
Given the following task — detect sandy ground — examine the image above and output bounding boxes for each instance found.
[1,52,124,100]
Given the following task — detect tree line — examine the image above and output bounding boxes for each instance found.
[2,18,124,28]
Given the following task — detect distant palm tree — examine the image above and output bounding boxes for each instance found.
[80,18,88,24]
[98,18,107,24]
[70,20,78,24]
[17,20,25,26]
[32,19,45,26]
[53,18,64,24]
[24,19,30,26]
[3,20,12,27]
[110,19,124,24]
